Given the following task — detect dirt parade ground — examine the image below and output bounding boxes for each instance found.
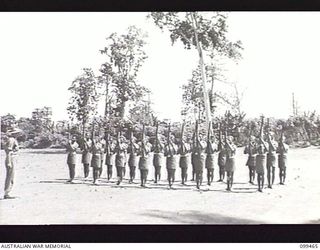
[0,147,320,224]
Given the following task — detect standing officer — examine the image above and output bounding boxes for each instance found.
[178,122,190,185]
[105,132,115,181]
[193,121,207,189]
[138,124,151,187]
[3,129,19,199]
[115,131,127,185]
[81,134,91,179]
[127,130,139,183]
[152,122,164,183]
[266,131,277,188]
[66,134,79,183]
[164,124,178,188]
[205,121,217,186]
[277,132,289,185]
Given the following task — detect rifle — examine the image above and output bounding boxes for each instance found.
[68,123,71,140]
[218,122,223,151]
[258,115,268,151]
[154,121,163,152]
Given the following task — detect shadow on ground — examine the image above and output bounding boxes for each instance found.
[139,209,264,224]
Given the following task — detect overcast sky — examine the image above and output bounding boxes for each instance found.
[1,12,320,121]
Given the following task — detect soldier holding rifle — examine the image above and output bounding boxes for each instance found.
[205,121,217,186]
[90,122,103,185]
[266,119,278,188]
[164,124,178,188]
[277,129,289,185]
[217,123,226,182]
[138,124,151,187]
[105,131,115,181]
[66,125,78,183]
[224,133,236,191]
[178,122,191,185]
[255,116,268,192]
[152,122,164,183]
[193,121,207,189]
[81,133,91,179]
[244,122,257,184]
[190,130,196,181]
[115,131,127,185]
[127,129,139,183]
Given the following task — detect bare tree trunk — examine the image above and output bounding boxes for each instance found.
[190,12,211,131]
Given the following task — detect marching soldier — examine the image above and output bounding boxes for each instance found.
[225,135,236,191]
[115,131,127,185]
[277,132,289,185]
[217,124,226,182]
[127,130,139,183]
[178,122,190,185]
[90,135,103,185]
[193,121,207,189]
[105,132,115,181]
[3,129,19,199]
[66,134,79,183]
[81,134,92,179]
[244,135,257,184]
[205,121,217,186]
[266,131,278,188]
[152,122,164,183]
[138,124,151,187]
[164,124,178,188]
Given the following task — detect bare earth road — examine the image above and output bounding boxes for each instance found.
[0,147,319,224]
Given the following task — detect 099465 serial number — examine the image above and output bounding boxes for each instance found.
[300,244,318,248]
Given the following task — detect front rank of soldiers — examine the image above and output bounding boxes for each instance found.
[62,119,289,192]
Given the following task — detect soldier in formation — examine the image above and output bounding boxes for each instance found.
[115,132,127,185]
[105,132,115,181]
[205,122,217,186]
[277,133,289,185]
[127,130,139,183]
[81,134,91,179]
[225,135,236,191]
[152,122,164,183]
[177,122,190,185]
[138,125,150,187]
[164,124,178,188]
[244,135,256,184]
[66,135,78,183]
[91,135,103,185]
[193,121,206,189]
[266,132,277,188]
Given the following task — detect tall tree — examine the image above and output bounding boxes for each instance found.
[67,68,100,136]
[100,26,149,120]
[149,12,243,129]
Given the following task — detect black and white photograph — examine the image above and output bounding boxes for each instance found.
[1,11,320,227]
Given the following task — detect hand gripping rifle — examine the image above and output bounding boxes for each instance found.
[206,121,215,154]
[154,121,163,153]
[258,115,268,152]
[178,121,186,154]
